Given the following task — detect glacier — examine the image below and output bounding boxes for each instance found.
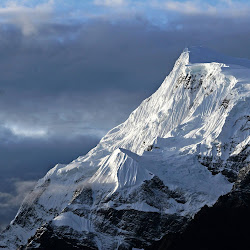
[0,47,249,249]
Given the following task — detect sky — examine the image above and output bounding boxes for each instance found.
[0,0,250,230]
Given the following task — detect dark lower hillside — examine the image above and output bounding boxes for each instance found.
[148,165,250,250]
[21,165,250,250]
[22,181,250,250]
[20,224,96,250]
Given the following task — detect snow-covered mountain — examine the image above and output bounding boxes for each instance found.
[1,47,249,249]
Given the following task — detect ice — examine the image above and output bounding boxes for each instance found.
[53,212,93,233]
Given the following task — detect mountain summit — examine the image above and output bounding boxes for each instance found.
[1,47,249,249]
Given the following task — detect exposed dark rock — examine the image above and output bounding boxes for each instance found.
[199,144,249,182]
[221,98,230,109]
[22,224,97,250]
[146,145,153,151]
[147,165,250,250]
[23,207,188,249]
[101,176,186,211]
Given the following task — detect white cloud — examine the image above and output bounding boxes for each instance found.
[4,124,48,138]
[0,180,36,208]
[153,0,250,17]
[164,1,203,15]
[94,0,126,7]
[0,0,54,35]
[0,0,248,35]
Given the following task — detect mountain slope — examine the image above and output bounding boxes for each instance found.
[147,164,250,250]
[0,47,249,249]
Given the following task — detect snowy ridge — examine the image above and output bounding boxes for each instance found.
[0,47,249,249]
[89,148,152,193]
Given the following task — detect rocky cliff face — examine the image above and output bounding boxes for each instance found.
[1,47,249,249]
[147,164,250,250]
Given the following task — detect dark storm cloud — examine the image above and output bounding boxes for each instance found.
[0,179,37,231]
[1,15,250,96]
[0,130,99,179]
[0,22,174,95]
[1,16,250,140]
[1,6,250,230]
[0,127,99,231]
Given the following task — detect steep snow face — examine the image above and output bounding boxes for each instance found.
[89,148,153,193]
[1,47,249,249]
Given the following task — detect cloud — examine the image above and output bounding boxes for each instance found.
[0,90,145,140]
[0,0,54,35]
[0,180,36,208]
[157,0,250,17]
[0,0,249,36]
[0,129,100,231]
[81,1,250,21]
[94,0,126,7]
[163,1,206,15]
[0,15,250,141]
[0,179,36,231]
[5,125,48,138]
